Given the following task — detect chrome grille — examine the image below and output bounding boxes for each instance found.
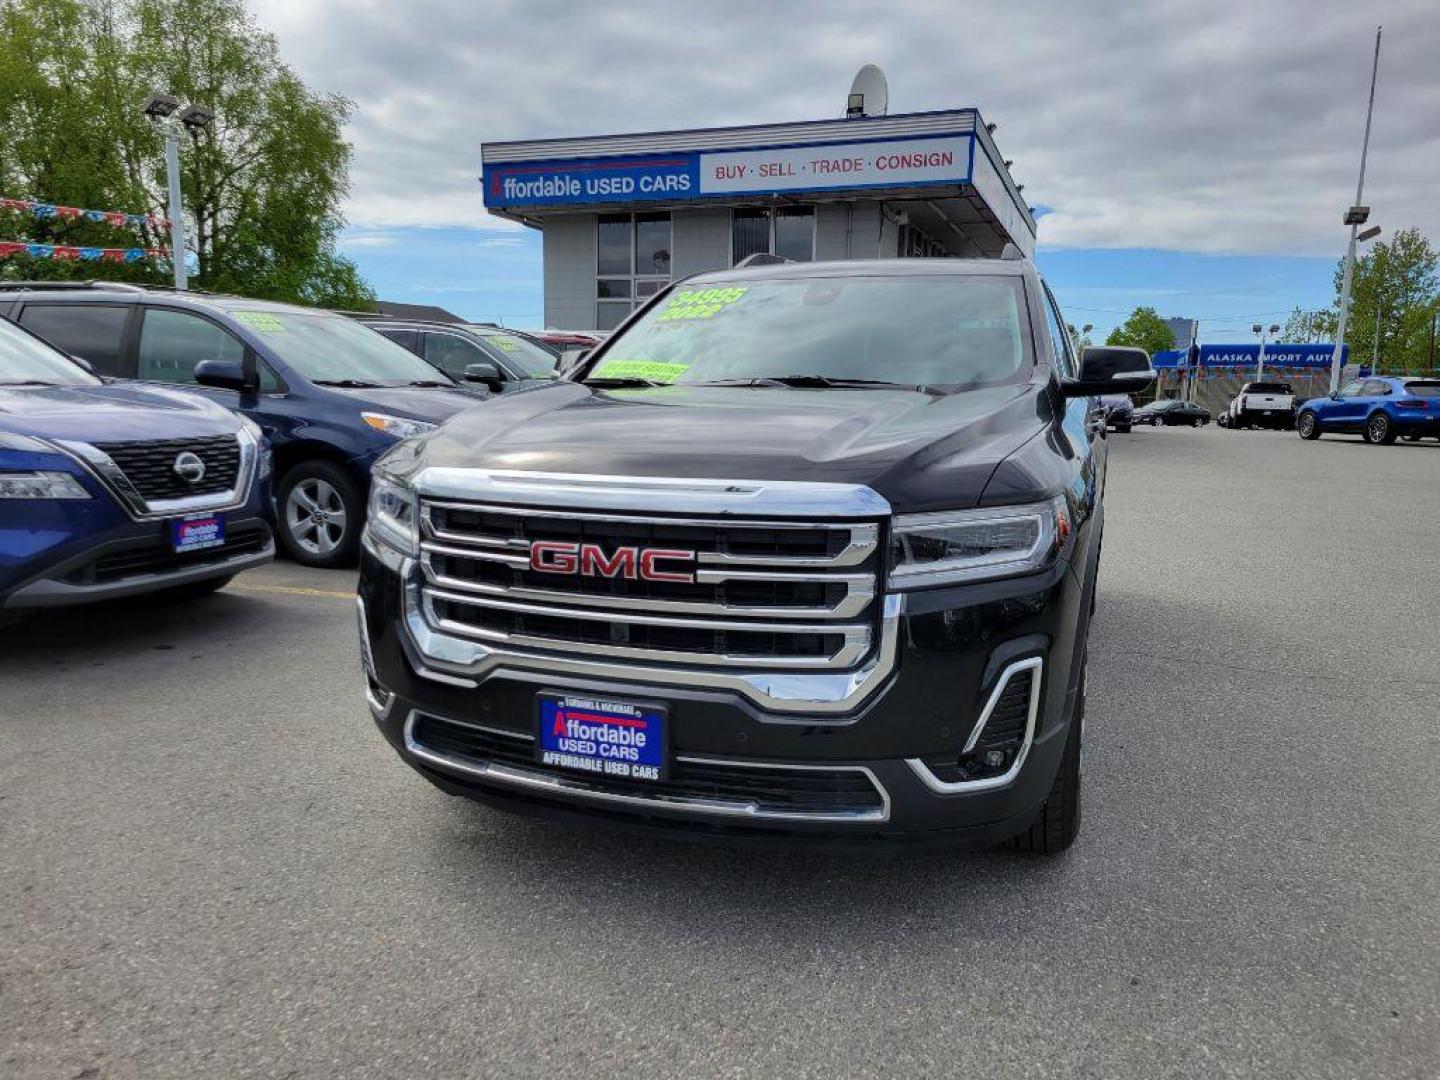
[92,435,240,500]
[416,500,882,670]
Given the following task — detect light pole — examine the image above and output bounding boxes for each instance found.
[1330,26,1383,394]
[1253,323,1280,380]
[141,92,215,291]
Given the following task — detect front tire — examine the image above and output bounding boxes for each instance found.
[1364,411,1397,445]
[1192,417,1203,427]
[278,461,363,568]
[1297,412,1320,440]
[1009,660,1084,854]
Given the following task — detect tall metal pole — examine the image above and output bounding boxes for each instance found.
[1372,302,1381,373]
[164,127,188,291]
[1257,327,1269,381]
[1330,26,1382,393]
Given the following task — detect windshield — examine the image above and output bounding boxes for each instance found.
[584,275,1030,390]
[467,328,559,378]
[231,309,457,385]
[0,317,100,387]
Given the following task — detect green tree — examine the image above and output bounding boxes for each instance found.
[1332,227,1438,372]
[1105,306,1175,357]
[0,0,375,308]
[1279,306,1336,344]
[1066,323,1093,353]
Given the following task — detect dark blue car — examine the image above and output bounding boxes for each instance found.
[0,315,273,617]
[1297,376,1440,445]
[0,284,489,566]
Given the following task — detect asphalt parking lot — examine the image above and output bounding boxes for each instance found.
[3,426,1439,1080]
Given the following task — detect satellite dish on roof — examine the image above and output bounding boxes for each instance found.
[845,64,888,118]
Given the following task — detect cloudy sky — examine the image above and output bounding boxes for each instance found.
[249,0,1439,336]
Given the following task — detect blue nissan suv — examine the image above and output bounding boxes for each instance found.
[1,283,488,567]
[0,314,273,616]
[1297,376,1440,444]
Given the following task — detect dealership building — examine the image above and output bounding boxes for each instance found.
[480,108,1036,332]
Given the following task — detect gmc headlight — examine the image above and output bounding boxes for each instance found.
[889,496,1069,588]
[0,471,93,500]
[362,412,437,440]
[367,472,418,556]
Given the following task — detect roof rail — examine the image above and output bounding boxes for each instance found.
[0,279,147,293]
[734,252,794,268]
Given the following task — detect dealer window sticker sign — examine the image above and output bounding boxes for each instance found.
[657,286,748,322]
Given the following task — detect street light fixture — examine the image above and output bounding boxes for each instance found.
[141,91,214,291]
[1330,26,1384,393]
[1253,322,1281,380]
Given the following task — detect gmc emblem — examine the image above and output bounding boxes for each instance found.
[529,541,696,583]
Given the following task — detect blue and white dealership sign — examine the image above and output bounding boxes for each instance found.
[484,134,974,209]
[1152,343,1347,369]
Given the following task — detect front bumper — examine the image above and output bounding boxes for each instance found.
[359,545,1090,844]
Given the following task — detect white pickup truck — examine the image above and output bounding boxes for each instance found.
[1228,381,1296,429]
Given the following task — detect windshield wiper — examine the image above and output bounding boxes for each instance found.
[402,380,454,388]
[585,376,666,388]
[313,378,385,389]
[0,380,64,387]
[693,375,938,394]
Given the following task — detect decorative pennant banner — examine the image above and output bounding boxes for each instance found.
[0,241,166,263]
[0,197,169,233]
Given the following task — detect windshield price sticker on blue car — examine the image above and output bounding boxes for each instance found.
[171,512,225,554]
[537,694,667,782]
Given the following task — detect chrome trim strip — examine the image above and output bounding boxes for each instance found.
[905,657,1044,795]
[411,468,891,519]
[420,585,872,669]
[404,590,903,715]
[51,428,258,522]
[356,595,396,719]
[419,549,875,619]
[403,710,890,823]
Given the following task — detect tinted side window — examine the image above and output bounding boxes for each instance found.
[1362,380,1390,396]
[422,332,500,379]
[376,328,420,355]
[1039,285,1076,379]
[1338,381,1367,398]
[137,308,246,384]
[17,304,130,375]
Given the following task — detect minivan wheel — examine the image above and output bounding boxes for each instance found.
[278,461,362,568]
[1364,412,1396,445]
[1009,657,1084,855]
[1297,412,1320,439]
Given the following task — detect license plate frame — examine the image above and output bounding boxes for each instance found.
[171,512,226,554]
[535,692,669,783]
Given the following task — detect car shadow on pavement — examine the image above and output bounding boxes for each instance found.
[0,589,293,673]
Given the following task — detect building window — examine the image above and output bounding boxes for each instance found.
[596,211,671,331]
[731,206,814,265]
[900,224,946,258]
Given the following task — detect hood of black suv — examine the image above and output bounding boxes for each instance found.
[409,380,1050,512]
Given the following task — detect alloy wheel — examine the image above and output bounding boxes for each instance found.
[285,477,348,555]
[1366,414,1389,444]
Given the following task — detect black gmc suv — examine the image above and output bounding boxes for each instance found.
[357,257,1153,851]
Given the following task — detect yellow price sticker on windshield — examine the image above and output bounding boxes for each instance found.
[591,358,690,383]
[657,287,748,322]
[235,311,286,332]
[482,335,519,352]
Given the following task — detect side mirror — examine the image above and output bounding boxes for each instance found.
[1328,391,1339,400]
[194,358,250,391]
[463,361,503,391]
[1061,346,1155,397]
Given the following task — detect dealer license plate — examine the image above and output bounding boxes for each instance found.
[537,693,667,782]
[171,512,225,554]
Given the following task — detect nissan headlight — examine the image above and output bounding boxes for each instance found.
[238,416,271,479]
[0,471,93,500]
[362,413,437,440]
[367,472,418,556]
[889,496,1069,589]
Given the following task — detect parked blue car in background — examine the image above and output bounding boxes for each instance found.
[0,283,488,566]
[0,315,273,618]
[1297,376,1440,445]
